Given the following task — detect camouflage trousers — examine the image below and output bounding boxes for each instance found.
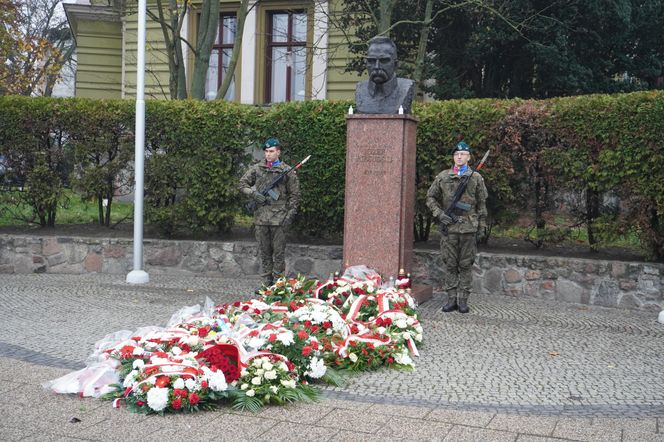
[255,225,287,281]
[440,232,477,301]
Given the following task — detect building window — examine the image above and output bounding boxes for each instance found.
[265,10,307,103]
[205,13,237,101]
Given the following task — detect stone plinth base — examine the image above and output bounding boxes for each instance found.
[411,284,433,304]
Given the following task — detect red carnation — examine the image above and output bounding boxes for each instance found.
[322,321,332,329]
[201,380,208,389]
[302,346,313,357]
[311,341,319,350]
[304,320,312,328]
[189,392,200,405]
[384,318,393,326]
[297,330,309,340]
[242,305,249,311]
[171,398,182,410]
[233,301,241,307]
[268,334,277,343]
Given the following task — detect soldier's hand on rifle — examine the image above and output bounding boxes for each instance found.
[252,191,267,204]
[438,212,453,226]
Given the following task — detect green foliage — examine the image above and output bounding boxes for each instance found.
[1,91,662,259]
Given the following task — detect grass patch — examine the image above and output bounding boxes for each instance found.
[0,190,134,227]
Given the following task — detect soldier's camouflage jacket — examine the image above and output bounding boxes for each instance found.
[239,161,301,226]
[426,167,488,234]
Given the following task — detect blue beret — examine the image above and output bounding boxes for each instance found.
[264,137,281,149]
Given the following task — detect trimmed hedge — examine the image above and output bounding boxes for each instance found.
[0,91,662,259]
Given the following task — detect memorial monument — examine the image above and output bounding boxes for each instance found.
[343,36,432,303]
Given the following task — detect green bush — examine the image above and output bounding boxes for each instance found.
[0,91,662,259]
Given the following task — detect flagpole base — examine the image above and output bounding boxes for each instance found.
[126,270,149,284]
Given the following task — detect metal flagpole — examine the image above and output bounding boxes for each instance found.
[126,0,149,284]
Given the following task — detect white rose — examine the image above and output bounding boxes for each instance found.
[146,387,169,412]
[270,386,279,394]
[395,319,408,329]
[251,376,262,386]
[252,358,263,368]
[415,326,423,333]
[171,346,182,355]
[264,370,277,380]
[415,333,423,342]
[246,389,255,397]
[406,317,415,326]
[262,362,274,371]
[241,383,248,390]
[279,362,289,372]
[256,368,265,376]
[403,332,412,341]
[172,378,185,390]
[348,353,358,363]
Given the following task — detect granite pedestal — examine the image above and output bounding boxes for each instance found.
[343,114,432,303]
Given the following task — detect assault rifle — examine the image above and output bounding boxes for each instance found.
[246,155,311,214]
[439,150,490,236]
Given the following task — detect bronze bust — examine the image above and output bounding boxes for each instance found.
[355,36,414,114]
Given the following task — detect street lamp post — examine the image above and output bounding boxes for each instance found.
[126,0,149,284]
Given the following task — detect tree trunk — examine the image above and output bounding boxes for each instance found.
[412,0,433,98]
[191,0,220,99]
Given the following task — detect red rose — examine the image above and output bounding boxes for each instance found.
[268,334,277,343]
[322,321,332,329]
[189,392,200,405]
[171,398,182,410]
[335,299,342,306]
[302,346,313,357]
[254,308,261,314]
[233,301,241,307]
[242,305,249,311]
[201,380,208,389]
[384,318,393,326]
[304,320,312,328]
[136,400,146,407]
[350,325,359,334]
[375,318,384,327]
[387,357,395,364]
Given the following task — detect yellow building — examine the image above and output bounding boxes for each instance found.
[64,0,360,102]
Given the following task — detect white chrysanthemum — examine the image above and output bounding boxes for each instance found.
[246,389,255,397]
[277,331,294,346]
[185,378,197,390]
[207,371,227,392]
[132,347,145,356]
[251,376,262,385]
[132,359,145,369]
[262,361,274,371]
[395,319,408,329]
[146,387,169,412]
[304,357,327,379]
[172,378,185,389]
[348,353,358,362]
[264,370,277,380]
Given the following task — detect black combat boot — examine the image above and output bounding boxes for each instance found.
[441,297,458,312]
[457,298,469,314]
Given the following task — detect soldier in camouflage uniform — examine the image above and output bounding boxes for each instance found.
[239,138,301,288]
[426,141,488,313]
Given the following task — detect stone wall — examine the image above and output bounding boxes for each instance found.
[1,234,661,312]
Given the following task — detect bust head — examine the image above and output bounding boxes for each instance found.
[366,36,398,86]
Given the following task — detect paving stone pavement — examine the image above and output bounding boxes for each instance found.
[1,273,663,441]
